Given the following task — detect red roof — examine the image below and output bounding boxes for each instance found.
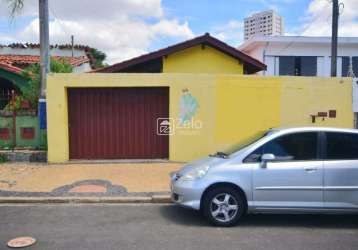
[0,62,22,74]
[96,33,266,74]
[0,55,90,74]
[0,43,90,51]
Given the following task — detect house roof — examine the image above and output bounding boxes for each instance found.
[0,55,90,75]
[0,43,99,69]
[0,55,90,67]
[0,62,22,74]
[95,33,267,74]
[0,43,90,51]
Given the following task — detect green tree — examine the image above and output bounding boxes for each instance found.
[20,59,73,109]
[88,48,107,69]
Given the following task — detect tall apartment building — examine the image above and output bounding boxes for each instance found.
[244,10,284,40]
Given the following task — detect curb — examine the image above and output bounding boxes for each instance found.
[0,195,172,204]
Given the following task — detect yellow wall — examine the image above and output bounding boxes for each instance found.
[47,74,353,163]
[280,77,353,127]
[163,45,244,74]
[214,76,281,152]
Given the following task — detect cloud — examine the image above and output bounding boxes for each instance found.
[150,19,193,38]
[211,20,243,46]
[301,0,358,37]
[0,0,194,63]
[0,0,163,20]
[247,0,296,13]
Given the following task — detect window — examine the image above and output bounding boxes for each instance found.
[244,132,318,163]
[301,57,317,76]
[325,132,358,160]
[279,57,295,75]
[340,56,358,77]
[342,57,350,77]
[279,56,317,76]
[353,57,358,76]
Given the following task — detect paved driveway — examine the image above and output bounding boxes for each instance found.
[1,204,358,250]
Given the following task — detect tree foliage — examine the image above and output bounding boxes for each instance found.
[88,48,107,69]
[6,0,24,18]
[19,59,73,109]
[22,59,73,107]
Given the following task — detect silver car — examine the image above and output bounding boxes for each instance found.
[171,127,358,226]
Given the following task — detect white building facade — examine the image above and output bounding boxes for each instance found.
[239,36,358,77]
[244,10,284,40]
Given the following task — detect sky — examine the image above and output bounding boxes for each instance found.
[0,0,357,64]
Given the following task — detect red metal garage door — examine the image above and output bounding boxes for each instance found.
[68,87,169,160]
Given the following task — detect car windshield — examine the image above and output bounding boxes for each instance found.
[210,130,271,158]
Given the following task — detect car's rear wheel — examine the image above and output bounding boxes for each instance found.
[203,187,246,227]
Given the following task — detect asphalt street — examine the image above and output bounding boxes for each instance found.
[0,204,358,250]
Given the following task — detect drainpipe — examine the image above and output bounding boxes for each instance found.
[263,42,270,76]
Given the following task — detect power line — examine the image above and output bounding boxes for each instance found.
[274,0,343,58]
[49,5,70,37]
[275,10,330,55]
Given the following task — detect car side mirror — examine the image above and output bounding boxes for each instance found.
[260,154,275,168]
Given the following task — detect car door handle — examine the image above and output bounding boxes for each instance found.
[304,167,318,172]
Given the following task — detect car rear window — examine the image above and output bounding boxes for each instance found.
[325,132,358,160]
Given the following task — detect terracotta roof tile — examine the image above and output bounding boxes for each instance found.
[0,55,90,74]
[0,62,22,74]
[0,43,97,69]
[0,43,90,51]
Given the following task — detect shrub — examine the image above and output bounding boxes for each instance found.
[20,59,73,109]
[0,154,7,164]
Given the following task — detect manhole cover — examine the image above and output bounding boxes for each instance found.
[7,237,36,248]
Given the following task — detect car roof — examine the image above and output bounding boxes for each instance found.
[270,127,358,134]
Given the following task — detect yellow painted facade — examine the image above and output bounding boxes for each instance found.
[163,45,244,74]
[47,74,353,163]
[214,76,281,152]
[280,77,352,127]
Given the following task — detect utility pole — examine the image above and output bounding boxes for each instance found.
[39,0,49,132]
[39,0,50,98]
[71,35,74,58]
[331,0,339,77]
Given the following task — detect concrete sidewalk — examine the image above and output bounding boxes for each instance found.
[0,162,182,201]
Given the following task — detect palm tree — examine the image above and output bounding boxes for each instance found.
[6,0,24,18]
